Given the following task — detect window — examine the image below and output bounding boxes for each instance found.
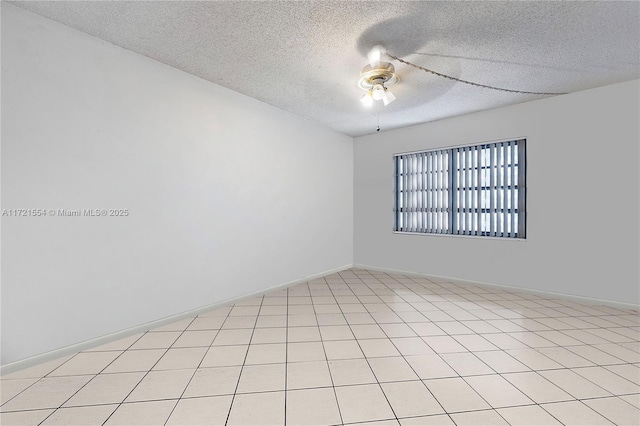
[393,139,526,238]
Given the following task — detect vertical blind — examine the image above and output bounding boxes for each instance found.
[394,139,526,238]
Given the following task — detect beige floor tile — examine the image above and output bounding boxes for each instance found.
[475,350,529,373]
[351,324,387,339]
[287,342,326,362]
[347,420,399,425]
[171,330,217,348]
[48,352,121,377]
[422,336,467,353]
[255,315,287,328]
[537,347,594,368]
[541,400,614,425]
[368,356,419,382]
[479,333,529,350]
[288,296,313,306]
[328,359,377,386]
[1,375,92,411]
[152,347,207,370]
[502,371,573,403]
[539,369,612,399]
[323,340,364,360]
[583,396,640,426]
[63,372,145,406]
[405,354,457,379]
[200,345,248,367]
[408,323,447,336]
[486,320,526,333]
[453,334,499,351]
[335,384,395,424]
[287,361,332,390]
[41,404,118,425]
[0,409,54,425]
[399,414,455,425]
[102,349,165,374]
[166,395,233,425]
[359,339,401,358]
[227,391,284,425]
[104,399,176,425]
[504,348,563,370]
[605,364,640,385]
[259,305,287,315]
[250,327,286,344]
[461,321,501,334]
[433,321,474,335]
[465,374,533,408]
[286,387,341,425]
[129,332,181,350]
[449,409,509,425]
[561,329,612,345]
[423,377,490,413]
[125,369,194,402]
[371,312,404,323]
[573,366,639,395]
[287,326,321,342]
[440,352,493,376]
[0,378,39,405]
[222,316,259,329]
[229,306,260,316]
[344,313,377,325]
[382,380,444,417]
[568,345,626,365]
[244,343,286,365]
[497,405,562,425]
[182,366,241,397]
[84,334,143,352]
[619,394,640,409]
[391,337,435,355]
[236,363,285,393]
[186,317,225,330]
[534,330,583,346]
[317,313,348,326]
[380,323,417,338]
[339,303,368,314]
[212,329,253,346]
[287,314,318,327]
[396,311,428,323]
[290,305,316,315]
[319,325,355,340]
[586,328,635,343]
[1,356,74,380]
[594,343,640,363]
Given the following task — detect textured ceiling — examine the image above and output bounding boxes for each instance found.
[9,1,640,137]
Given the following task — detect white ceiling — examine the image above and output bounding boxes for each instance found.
[9,1,640,137]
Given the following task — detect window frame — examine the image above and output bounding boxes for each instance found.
[393,138,527,239]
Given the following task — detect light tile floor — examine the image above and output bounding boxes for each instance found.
[1,268,639,425]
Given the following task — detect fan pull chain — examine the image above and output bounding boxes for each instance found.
[386,53,567,96]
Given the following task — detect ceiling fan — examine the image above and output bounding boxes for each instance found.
[358,45,566,108]
[358,46,398,107]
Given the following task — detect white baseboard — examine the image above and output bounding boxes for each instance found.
[0,264,353,376]
[353,264,640,312]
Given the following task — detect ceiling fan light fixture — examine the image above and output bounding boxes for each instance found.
[371,83,385,101]
[358,46,398,107]
[360,90,374,107]
[381,88,396,106]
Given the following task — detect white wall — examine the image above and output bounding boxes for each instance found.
[1,4,353,364]
[355,79,639,306]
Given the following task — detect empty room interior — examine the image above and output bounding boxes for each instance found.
[1,1,639,425]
